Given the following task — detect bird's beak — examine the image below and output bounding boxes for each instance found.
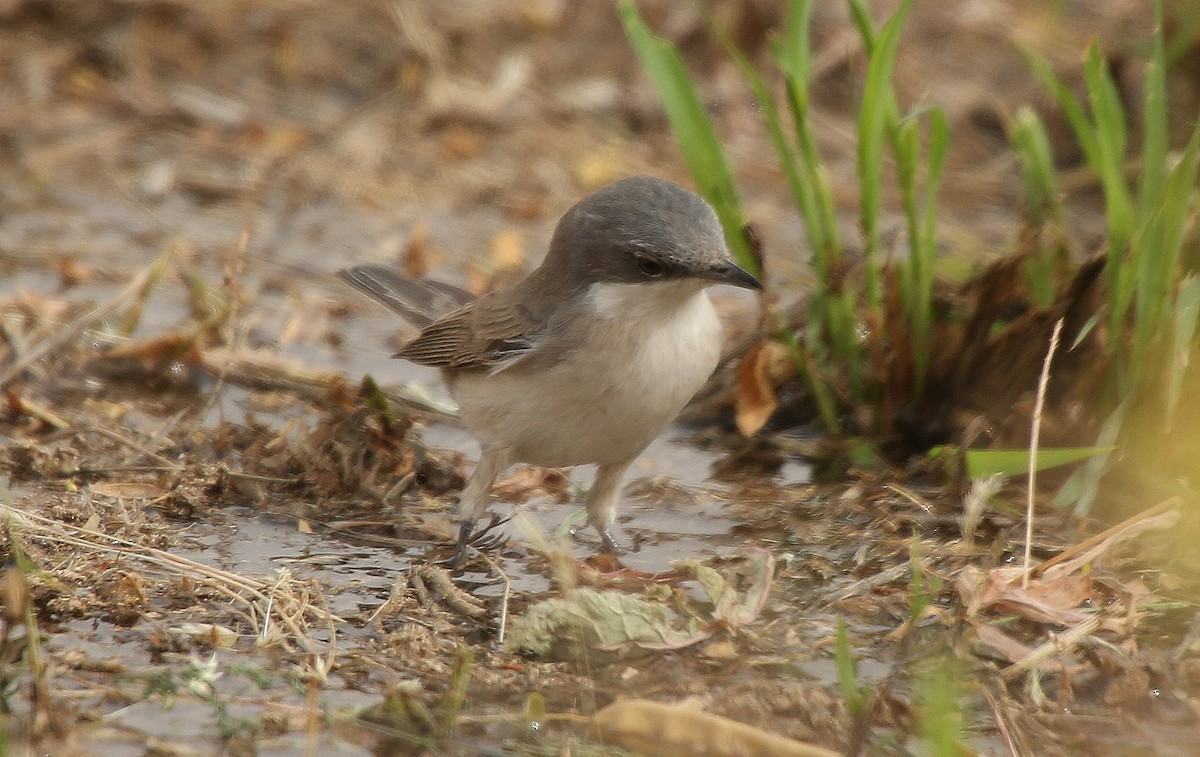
[703,259,763,290]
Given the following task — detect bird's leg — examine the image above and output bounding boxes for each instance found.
[583,459,635,554]
[450,447,511,568]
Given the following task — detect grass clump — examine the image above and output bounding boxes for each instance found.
[622,0,1200,509]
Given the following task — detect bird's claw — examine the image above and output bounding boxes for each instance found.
[598,528,627,555]
[569,524,629,555]
[448,521,474,571]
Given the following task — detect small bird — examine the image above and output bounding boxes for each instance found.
[340,175,762,565]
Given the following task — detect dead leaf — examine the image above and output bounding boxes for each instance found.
[99,571,147,627]
[593,699,841,757]
[518,0,567,32]
[507,550,774,662]
[971,620,1038,665]
[1020,573,1096,609]
[506,588,713,661]
[700,638,740,661]
[959,565,1094,626]
[403,220,430,279]
[734,339,791,436]
[5,390,70,429]
[0,567,29,624]
[492,466,571,503]
[437,123,485,161]
[574,151,621,190]
[89,481,167,500]
[57,256,94,287]
[489,229,526,271]
[17,289,72,323]
[1103,665,1151,706]
[173,623,239,649]
[104,332,197,363]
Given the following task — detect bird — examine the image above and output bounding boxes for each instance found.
[339,175,762,565]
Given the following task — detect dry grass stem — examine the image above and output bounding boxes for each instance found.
[1036,498,1181,580]
[0,502,338,654]
[0,252,169,389]
[1000,615,1101,680]
[1024,318,1064,589]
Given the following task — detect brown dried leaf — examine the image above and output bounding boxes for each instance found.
[734,339,788,436]
[5,390,70,429]
[959,564,1093,626]
[492,466,571,503]
[403,220,430,279]
[17,289,72,323]
[57,256,95,288]
[593,700,841,757]
[1019,573,1096,609]
[0,567,29,624]
[971,620,1035,665]
[89,482,167,500]
[489,229,526,271]
[437,124,485,161]
[99,571,148,627]
[105,332,197,362]
[573,151,621,190]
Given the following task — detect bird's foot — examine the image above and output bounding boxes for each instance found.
[446,514,509,570]
[570,524,628,555]
[448,520,474,571]
[598,528,627,555]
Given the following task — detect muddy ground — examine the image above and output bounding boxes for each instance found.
[1,1,1200,755]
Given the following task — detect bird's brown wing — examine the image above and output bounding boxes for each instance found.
[397,294,544,372]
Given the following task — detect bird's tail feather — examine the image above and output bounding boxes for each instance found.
[338,265,474,329]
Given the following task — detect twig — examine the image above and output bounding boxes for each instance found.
[1034,497,1180,580]
[0,253,164,389]
[1000,614,1099,681]
[982,687,1023,757]
[0,502,338,652]
[415,565,487,619]
[74,426,183,470]
[478,550,512,644]
[821,557,932,604]
[1024,318,1063,590]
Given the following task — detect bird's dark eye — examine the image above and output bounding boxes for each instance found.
[636,258,666,278]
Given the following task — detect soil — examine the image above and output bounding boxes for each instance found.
[1,1,1199,755]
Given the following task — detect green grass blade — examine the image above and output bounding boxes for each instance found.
[847,0,876,55]
[781,80,842,271]
[917,661,965,757]
[835,619,867,718]
[1081,44,1136,341]
[779,0,813,84]
[1010,106,1061,225]
[856,0,912,317]
[718,28,821,272]
[618,1,756,273]
[1053,402,1126,514]
[781,328,842,433]
[1082,44,1135,245]
[1168,275,1200,424]
[894,117,920,317]
[913,108,949,393]
[1137,0,1169,220]
[1137,114,1200,371]
[776,0,841,270]
[965,446,1115,479]
[1021,47,1100,171]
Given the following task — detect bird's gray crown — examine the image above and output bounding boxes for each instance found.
[542,175,731,289]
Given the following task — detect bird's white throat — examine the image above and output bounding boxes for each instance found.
[585,279,711,323]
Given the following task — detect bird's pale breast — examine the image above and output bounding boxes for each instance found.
[449,282,722,468]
